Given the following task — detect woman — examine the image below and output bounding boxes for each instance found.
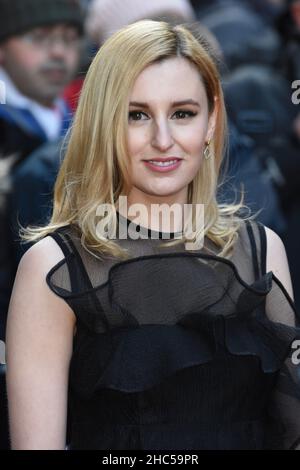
[6,20,300,450]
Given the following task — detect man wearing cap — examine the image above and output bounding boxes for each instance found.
[0,0,83,449]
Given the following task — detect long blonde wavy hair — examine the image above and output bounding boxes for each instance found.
[21,20,251,259]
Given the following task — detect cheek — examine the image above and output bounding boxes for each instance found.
[11,51,43,75]
[183,132,204,155]
[127,127,148,157]
[65,50,80,70]
[176,124,207,156]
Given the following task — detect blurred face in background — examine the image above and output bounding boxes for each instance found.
[0,23,81,107]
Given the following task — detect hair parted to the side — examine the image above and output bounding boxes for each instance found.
[20,19,252,259]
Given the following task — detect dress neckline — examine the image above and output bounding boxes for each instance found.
[116,211,183,240]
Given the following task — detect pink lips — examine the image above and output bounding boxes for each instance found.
[143,157,182,173]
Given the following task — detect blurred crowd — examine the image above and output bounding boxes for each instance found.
[0,0,299,448]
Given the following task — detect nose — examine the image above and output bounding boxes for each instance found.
[48,39,68,58]
[151,118,174,152]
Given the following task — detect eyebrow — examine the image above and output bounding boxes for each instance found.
[129,99,200,108]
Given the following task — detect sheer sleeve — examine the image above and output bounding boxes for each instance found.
[263,274,300,449]
[253,222,300,450]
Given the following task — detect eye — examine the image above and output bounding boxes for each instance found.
[128,111,148,121]
[173,110,197,119]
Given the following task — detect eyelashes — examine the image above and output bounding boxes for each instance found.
[173,110,198,120]
[128,110,198,121]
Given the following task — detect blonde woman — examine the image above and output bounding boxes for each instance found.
[6,20,300,450]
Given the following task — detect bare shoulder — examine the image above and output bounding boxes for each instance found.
[264,225,287,273]
[264,225,294,300]
[6,235,75,449]
[8,235,76,331]
[18,235,66,273]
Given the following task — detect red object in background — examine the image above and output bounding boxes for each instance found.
[62,76,85,113]
[291,1,300,29]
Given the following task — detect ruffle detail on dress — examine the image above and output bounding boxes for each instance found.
[47,252,277,332]
[69,324,216,397]
[70,320,300,399]
[224,311,300,373]
[47,252,300,398]
[68,278,300,398]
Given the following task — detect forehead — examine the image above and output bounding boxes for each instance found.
[129,57,206,103]
[27,23,79,34]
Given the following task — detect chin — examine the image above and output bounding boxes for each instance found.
[143,186,186,199]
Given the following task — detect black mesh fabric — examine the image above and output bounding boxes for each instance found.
[45,217,300,450]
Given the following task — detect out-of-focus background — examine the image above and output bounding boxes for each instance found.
[0,0,299,449]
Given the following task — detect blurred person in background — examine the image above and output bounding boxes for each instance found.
[277,0,300,80]
[189,0,282,70]
[189,0,286,24]
[10,0,92,266]
[0,0,83,449]
[85,0,196,46]
[275,0,300,310]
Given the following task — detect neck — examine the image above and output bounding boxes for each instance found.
[117,187,188,233]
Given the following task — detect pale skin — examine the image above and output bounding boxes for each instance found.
[124,57,217,232]
[5,57,295,449]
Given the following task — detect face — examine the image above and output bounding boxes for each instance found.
[126,56,217,207]
[0,24,81,107]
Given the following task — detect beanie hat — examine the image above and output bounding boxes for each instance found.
[0,0,84,43]
[86,0,195,45]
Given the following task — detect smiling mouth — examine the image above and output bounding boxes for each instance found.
[146,159,180,167]
[143,158,183,172]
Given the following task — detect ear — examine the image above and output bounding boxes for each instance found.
[205,96,218,143]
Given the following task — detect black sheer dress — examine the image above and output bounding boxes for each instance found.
[45,215,300,450]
